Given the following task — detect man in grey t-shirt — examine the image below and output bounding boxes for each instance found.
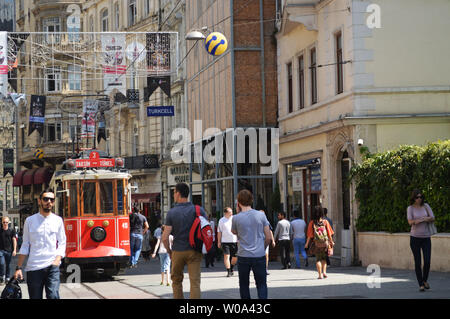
[231,190,272,299]
[163,183,206,299]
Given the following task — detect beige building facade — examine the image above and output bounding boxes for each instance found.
[276,0,450,266]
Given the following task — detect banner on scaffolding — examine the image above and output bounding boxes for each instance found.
[28,95,46,136]
[0,31,8,96]
[146,33,171,74]
[101,34,126,95]
[3,148,14,177]
[81,99,98,139]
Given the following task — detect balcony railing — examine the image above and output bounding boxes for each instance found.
[124,154,159,170]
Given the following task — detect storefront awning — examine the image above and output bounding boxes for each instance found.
[22,168,38,186]
[13,170,26,186]
[131,193,160,203]
[34,167,54,185]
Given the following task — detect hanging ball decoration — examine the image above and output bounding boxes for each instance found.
[34,148,44,159]
[205,32,228,56]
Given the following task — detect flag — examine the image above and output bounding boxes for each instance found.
[28,95,46,136]
[146,76,171,100]
[102,34,126,95]
[0,32,8,97]
[3,149,14,177]
[81,99,98,138]
[146,33,171,74]
[97,111,106,143]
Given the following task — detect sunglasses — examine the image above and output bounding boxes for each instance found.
[415,195,423,199]
[2,222,9,224]
[42,197,55,203]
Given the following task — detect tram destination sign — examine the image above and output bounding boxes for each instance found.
[75,151,115,168]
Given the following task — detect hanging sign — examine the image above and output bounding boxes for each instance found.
[75,151,115,168]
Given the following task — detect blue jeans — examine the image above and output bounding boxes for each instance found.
[26,265,61,299]
[0,250,13,279]
[237,256,267,299]
[130,233,143,265]
[159,253,171,273]
[293,237,308,268]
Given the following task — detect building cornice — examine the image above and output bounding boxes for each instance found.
[280,113,450,144]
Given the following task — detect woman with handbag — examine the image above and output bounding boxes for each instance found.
[305,206,334,279]
[407,189,436,292]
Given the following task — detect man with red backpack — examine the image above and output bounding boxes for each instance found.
[162,183,207,299]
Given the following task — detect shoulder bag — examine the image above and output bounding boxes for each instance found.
[424,204,437,236]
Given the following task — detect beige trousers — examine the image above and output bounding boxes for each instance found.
[171,250,202,299]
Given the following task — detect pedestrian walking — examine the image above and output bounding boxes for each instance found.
[323,208,334,266]
[162,183,207,299]
[13,188,66,299]
[129,208,149,268]
[407,189,435,292]
[141,220,152,261]
[273,212,292,269]
[0,217,17,285]
[231,190,272,299]
[290,210,308,268]
[259,212,275,275]
[305,206,334,280]
[217,207,238,277]
[152,225,173,286]
[203,214,216,268]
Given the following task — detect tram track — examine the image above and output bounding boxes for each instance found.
[62,276,160,299]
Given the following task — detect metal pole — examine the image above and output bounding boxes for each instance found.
[230,0,238,202]
[260,0,266,127]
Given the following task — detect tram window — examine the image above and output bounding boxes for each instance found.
[99,181,114,215]
[69,181,78,217]
[83,182,97,216]
[117,181,124,215]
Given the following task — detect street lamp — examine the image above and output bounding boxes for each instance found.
[185,30,206,41]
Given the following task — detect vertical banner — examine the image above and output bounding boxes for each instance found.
[3,148,14,177]
[146,33,171,74]
[0,31,8,96]
[102,34,126,95]
[81,99,98,139]
[97,111,106,143]
[145,33,171,100]
[28,95,46,136]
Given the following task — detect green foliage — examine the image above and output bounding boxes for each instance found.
[350,140,450,233]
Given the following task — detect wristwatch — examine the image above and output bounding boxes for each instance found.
[16,266,22,271]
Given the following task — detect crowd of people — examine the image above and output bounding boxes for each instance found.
[0,184,436,299]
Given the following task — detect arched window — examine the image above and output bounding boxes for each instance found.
[101,9,109,32]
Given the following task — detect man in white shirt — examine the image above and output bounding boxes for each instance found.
[217,207,238,277]
[14,188,66,299]
[290,210,308,268]
[274,212,292,269]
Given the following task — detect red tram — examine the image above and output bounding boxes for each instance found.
[51,151,131,276]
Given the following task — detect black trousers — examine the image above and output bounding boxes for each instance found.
[410,236,431,287]
[278,240,291,267]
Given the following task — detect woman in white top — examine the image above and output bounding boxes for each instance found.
[152,225,173,286]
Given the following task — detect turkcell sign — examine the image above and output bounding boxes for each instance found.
[147,106,175,117]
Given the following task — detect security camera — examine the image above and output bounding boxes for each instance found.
[357,139,364,146]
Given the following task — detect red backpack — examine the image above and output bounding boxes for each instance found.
[189,205,214,253]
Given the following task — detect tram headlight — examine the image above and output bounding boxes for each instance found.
[90,226,107,243]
